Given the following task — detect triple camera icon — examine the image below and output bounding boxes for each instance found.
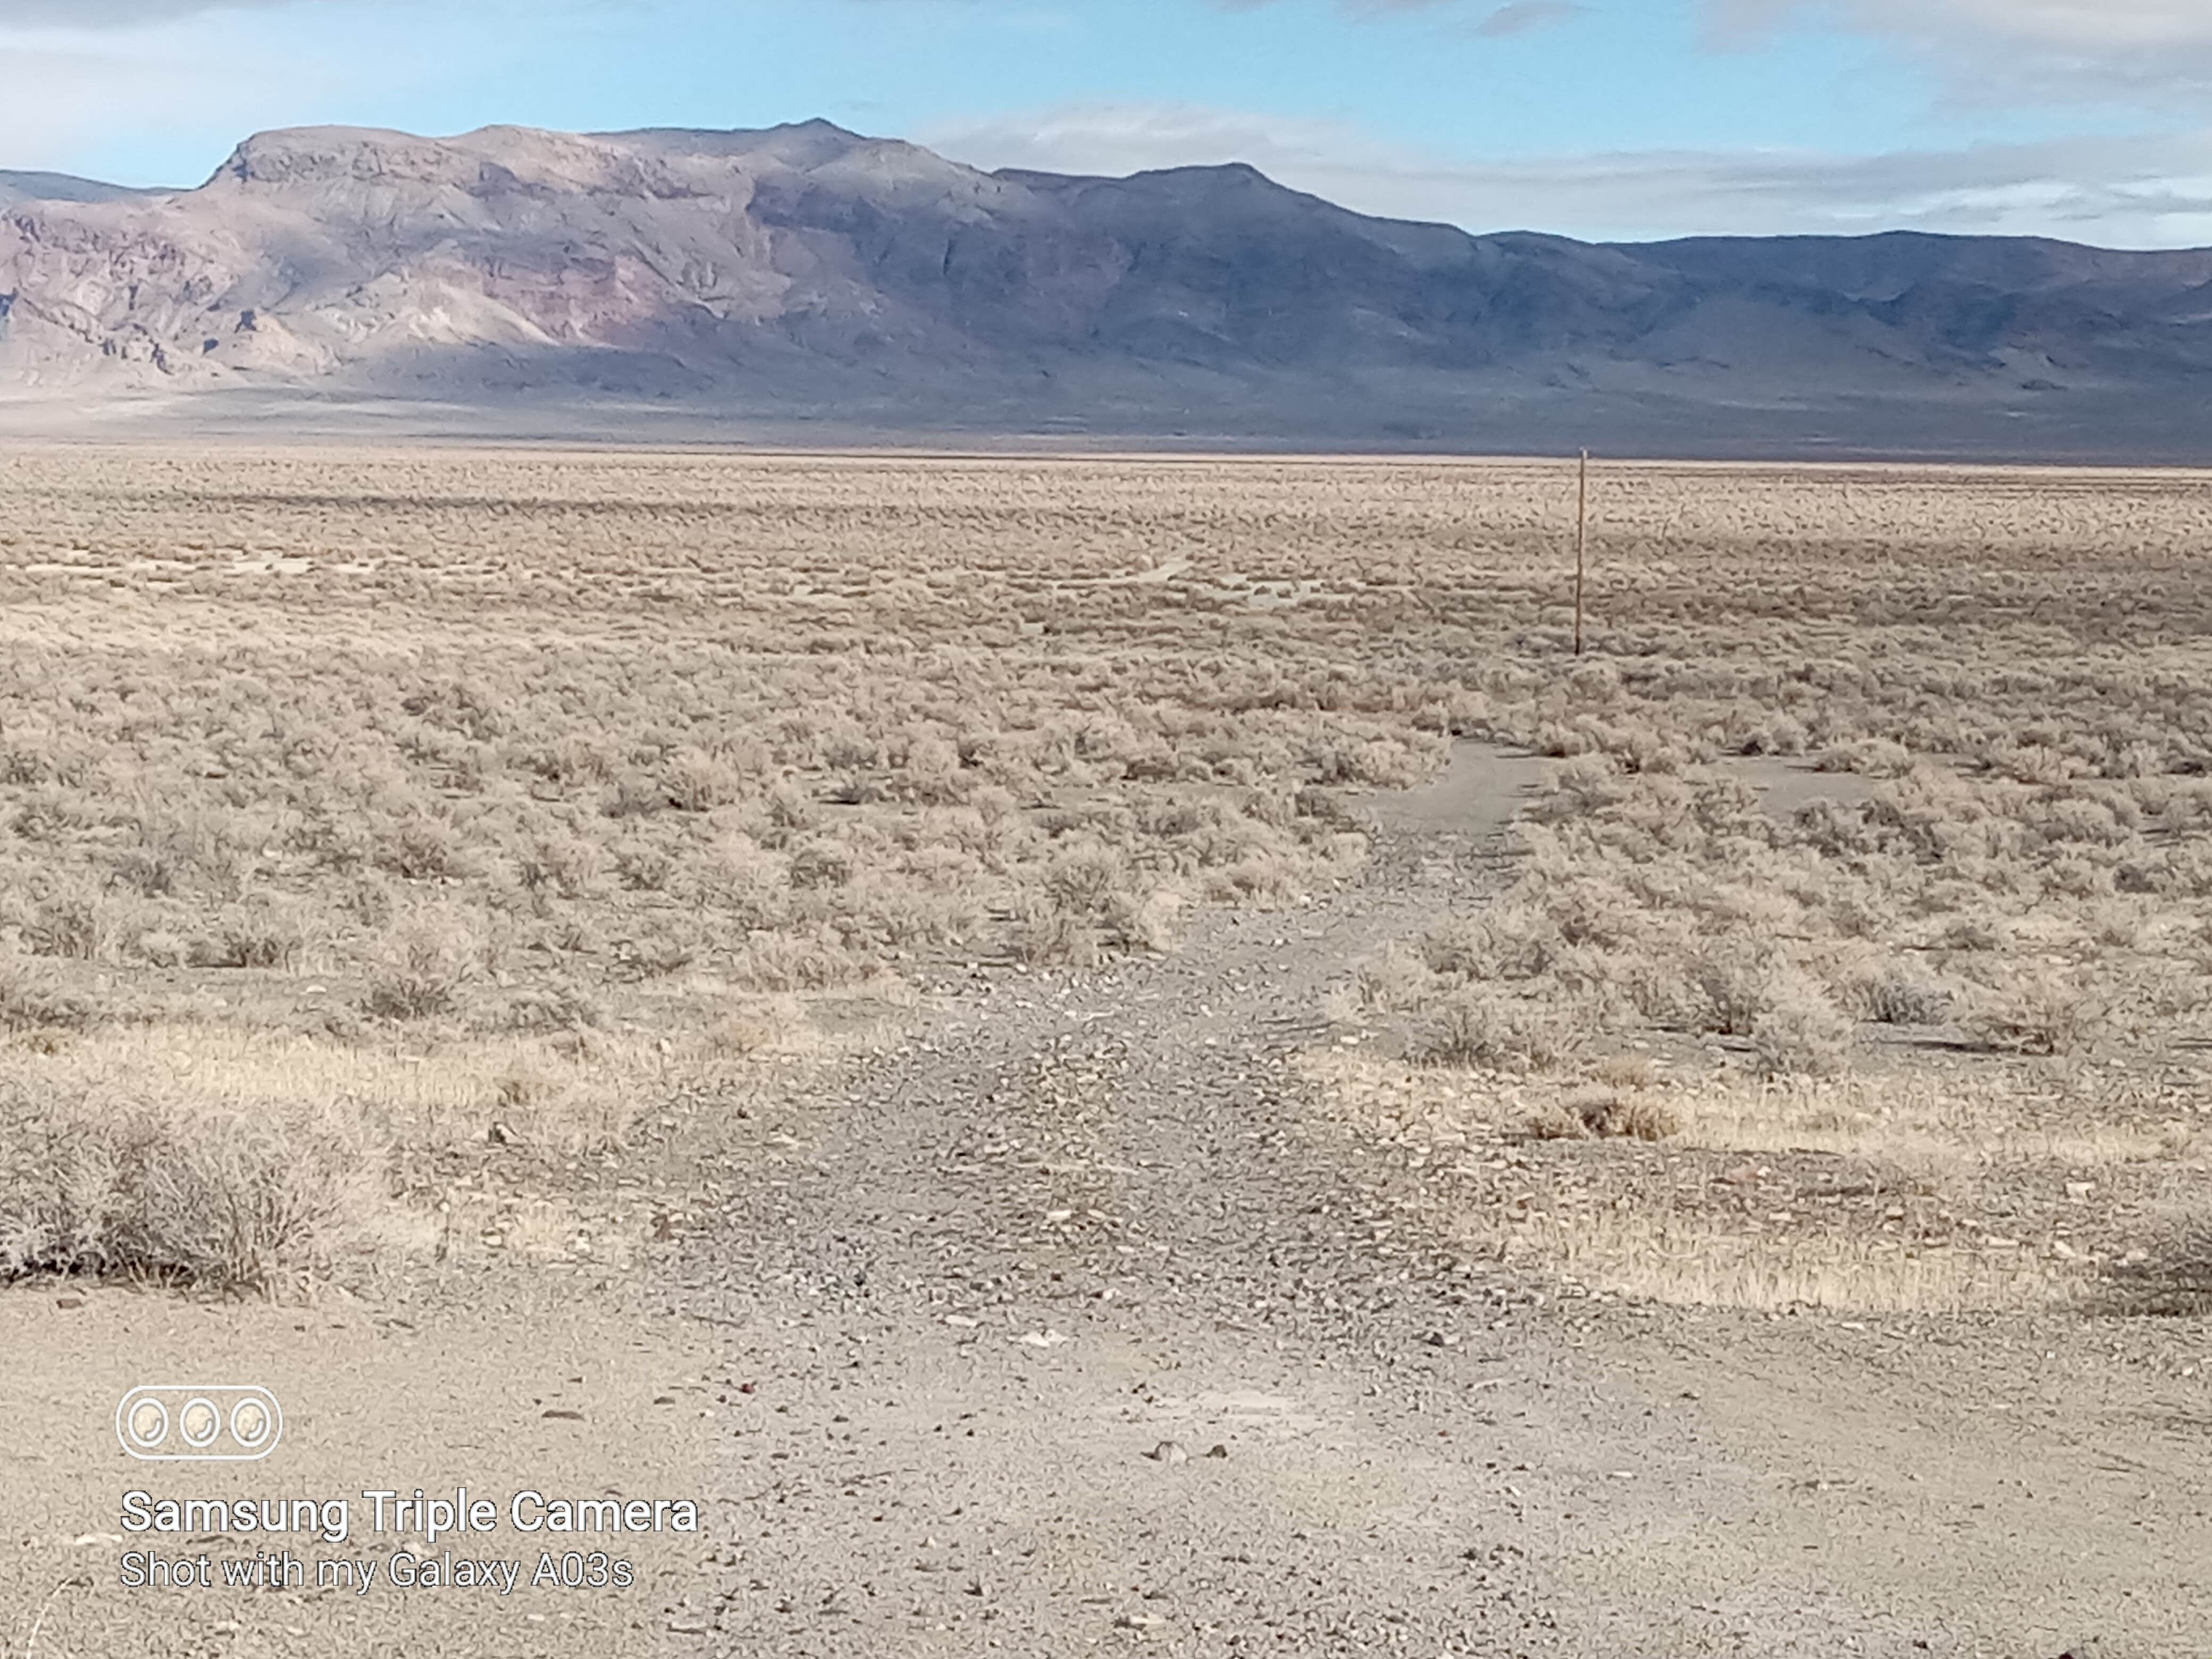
[116,1385,283,1461]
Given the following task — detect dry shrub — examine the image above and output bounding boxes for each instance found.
[663,746,747,812]
[477,981,605,1035]
[2104,1209,2212,1312]
[0,952,96,1033]
[1045,839,1127,915]
[710,994,810,1055]
[1690,942,1779,1037]
[480,1061,631,1153]
[1589,1053,1657,1091]
[1016,901,1102,969]
[1353,940,1438,1012]
[1524,1087,1679,1142]
[613,836,674,892]
[0,1090,378,1294]
[1416,987,1582,1073]
[1104,886,1184,954]
[1422,908,1559,983]
[365,907,482,1020]
[196,900,309,971]
[1847,960,1954,1026]
[1683,944,1855,1074]
[1964,969,2109,1056]
[1749,979,1854,1078]
[730,926,866,992]
[135,929,191,969]
[689,833,789,924]
[375,811,458,879]
[23,886,115,960]
[521,833,606,899]
[1820,736,1913,778]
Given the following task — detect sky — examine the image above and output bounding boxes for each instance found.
[7,0,2212,246]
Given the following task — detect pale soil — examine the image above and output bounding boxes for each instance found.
[663,756,2212,1658]
[0,1269,722,1657]
[7,748,2209,1657]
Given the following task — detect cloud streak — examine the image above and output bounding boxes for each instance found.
[1706,0,2212,103]
[0,0,280,21]
[1471,2,1586,38]
[924,102,2212,247]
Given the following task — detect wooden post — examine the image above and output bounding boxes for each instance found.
[1573,448,1588,658]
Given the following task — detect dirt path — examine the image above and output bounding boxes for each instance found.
[668,750,2212,1658]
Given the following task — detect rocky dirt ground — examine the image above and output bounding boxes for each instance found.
[0,1270,720,1657]
[7,748,2208,1659]
[665,753,2212,1658]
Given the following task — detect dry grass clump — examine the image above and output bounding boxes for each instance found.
[709,994,814,1057]
[0,950,96,1034]
[1414,986,1586,1074]
[1844,961,1955,1026]
[1960,968,2112,1056]
[1523,1087,1681,1143]
[1310,1049,2192,1314]
[0,1013,716,1293]
[365,906,483,1019]
[0,1086,378,1294]
[1530,1215,2074,1314]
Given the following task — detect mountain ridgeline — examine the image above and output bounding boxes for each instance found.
[5,120,2211,456]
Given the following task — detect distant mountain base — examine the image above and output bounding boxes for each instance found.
[4,121,2211,464]
[3,379,2200,466]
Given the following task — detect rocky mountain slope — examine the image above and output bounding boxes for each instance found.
[6,119,2212,455]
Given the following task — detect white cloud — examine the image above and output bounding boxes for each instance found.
[1470,2,1587,37]
[0,0,280,21]
[1707,0,2212,102]
[925,101,2212,246]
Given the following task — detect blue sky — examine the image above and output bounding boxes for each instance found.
[7,0,2212,245]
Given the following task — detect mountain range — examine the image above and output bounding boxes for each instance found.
[5,119,2212,458]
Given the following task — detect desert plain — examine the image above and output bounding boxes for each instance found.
[2,446,2209,1656]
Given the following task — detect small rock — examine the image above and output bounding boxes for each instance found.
[1146,1440,1188,1465]
[55,1295,84,1311]
[541,1409,585,1421]
[1204,1443,1229,1459]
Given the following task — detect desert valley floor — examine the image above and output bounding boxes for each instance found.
[2,447,2210,1656]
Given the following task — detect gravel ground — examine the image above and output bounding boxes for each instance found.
[6,748,2202,1656]
[664,753,2212,1658]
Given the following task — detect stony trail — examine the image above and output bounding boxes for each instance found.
[663,752,2204,1658]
